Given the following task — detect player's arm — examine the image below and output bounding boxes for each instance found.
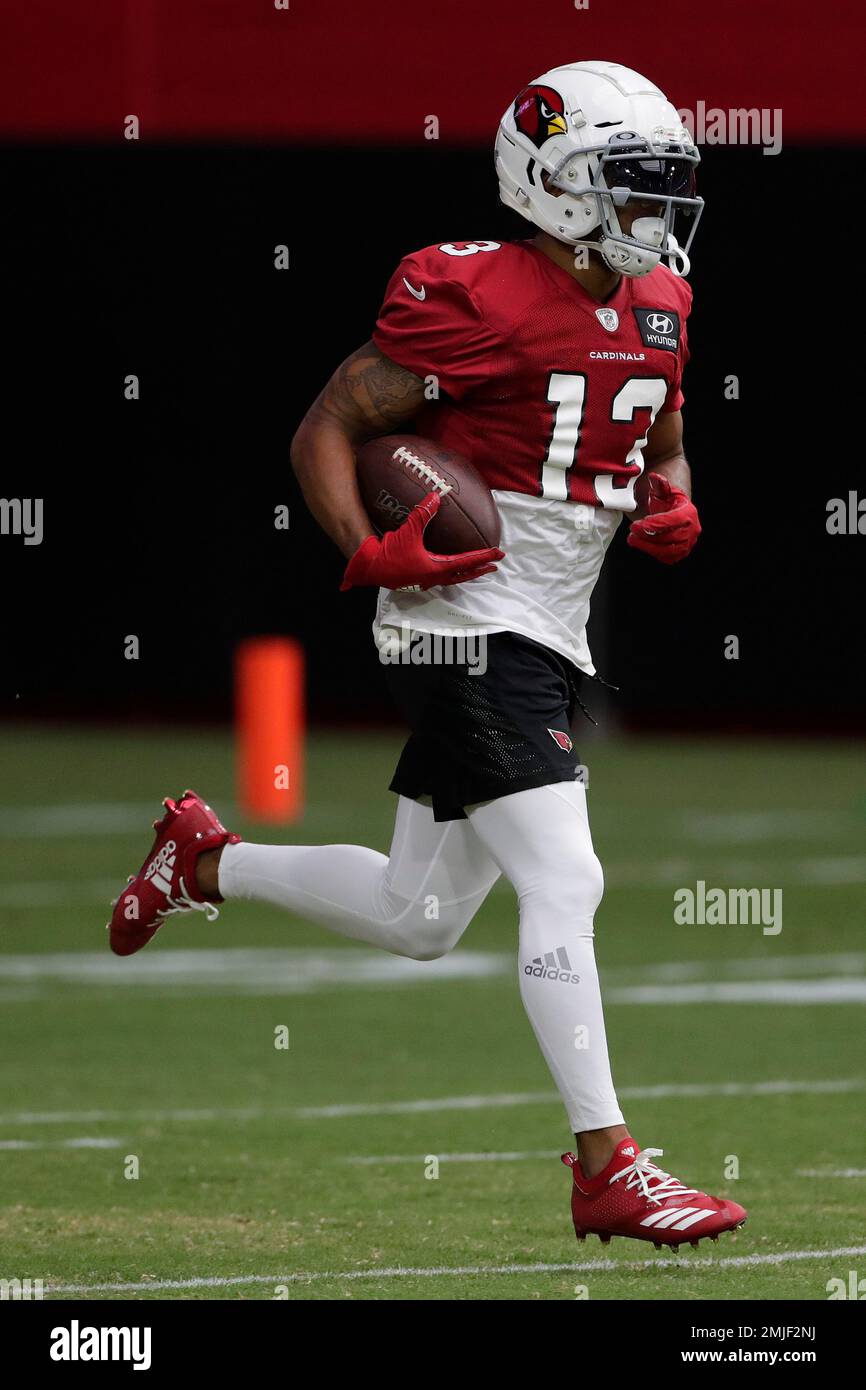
[291,339,427,559]
[641,409,691,501]
[628,409,702,564]
[291,340,503,590]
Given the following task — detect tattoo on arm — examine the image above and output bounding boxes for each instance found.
[314,342,427,438]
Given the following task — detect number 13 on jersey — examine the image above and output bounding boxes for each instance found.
[541,374,668,509]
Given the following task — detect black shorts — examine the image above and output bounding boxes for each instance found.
[382,631,585,821]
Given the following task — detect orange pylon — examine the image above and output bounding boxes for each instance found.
[235,637,305,823]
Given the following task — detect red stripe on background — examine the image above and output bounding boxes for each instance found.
[1,0,860,141]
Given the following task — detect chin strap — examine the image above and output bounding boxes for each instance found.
[665,233,690,277]
[570,232,691,279]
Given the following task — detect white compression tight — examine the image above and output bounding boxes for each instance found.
[218,782,624,1133]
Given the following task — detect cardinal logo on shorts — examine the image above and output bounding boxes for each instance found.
[547,728,573,753]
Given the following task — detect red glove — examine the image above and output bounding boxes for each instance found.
[340,491,505,592]
[627,473,701,565]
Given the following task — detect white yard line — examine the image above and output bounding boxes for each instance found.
[606,978,866,1005]
[46,1244,866,1295]
[607,952,866,982]
[0,1107,273,1128]
[1,1076,857,1129]
[680,810,855,843]
[0,881,119,907]
[0,948,863,1006]
[0,948,508,995]
[0,1137,123,1151]
[796,1168,866,1178]
[299,1077,865,1119]
[353,1149,866,1168]
[349,1149,556,1164]
[0,803,174,838]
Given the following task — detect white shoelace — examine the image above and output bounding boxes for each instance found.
[610,1147,698,1206]
[154,875,220,923]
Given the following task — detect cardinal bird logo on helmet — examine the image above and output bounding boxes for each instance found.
[513,85,568,147]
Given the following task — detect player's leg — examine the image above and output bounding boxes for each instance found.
[215,792,500,958]
[467,779,748,1246]
[466,779,626,1165]
[111,790,500,960]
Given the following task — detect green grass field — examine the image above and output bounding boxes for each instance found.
[1,726,864,1300]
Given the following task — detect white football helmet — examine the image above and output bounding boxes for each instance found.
[495,60,703,277]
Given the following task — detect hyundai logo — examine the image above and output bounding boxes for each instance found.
[647,313,673,334]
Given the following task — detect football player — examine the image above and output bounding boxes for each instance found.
[110,61,746,1250]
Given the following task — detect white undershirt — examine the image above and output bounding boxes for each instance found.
[373,492,623,675]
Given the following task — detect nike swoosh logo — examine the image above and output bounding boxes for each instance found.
[402,277,426,301]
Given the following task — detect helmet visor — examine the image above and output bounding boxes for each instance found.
[601,150,696,201]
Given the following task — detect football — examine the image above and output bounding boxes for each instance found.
[356,434,501,554]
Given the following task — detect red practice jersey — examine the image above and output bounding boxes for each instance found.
[372,238,692,512]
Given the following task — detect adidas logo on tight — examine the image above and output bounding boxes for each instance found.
[524,946,580,985]
[144,839,177,896]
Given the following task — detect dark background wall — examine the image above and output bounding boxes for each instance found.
[1,1,862,735]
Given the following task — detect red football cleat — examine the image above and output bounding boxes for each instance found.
[562,1137,747,1250]
[108,790,241,957]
